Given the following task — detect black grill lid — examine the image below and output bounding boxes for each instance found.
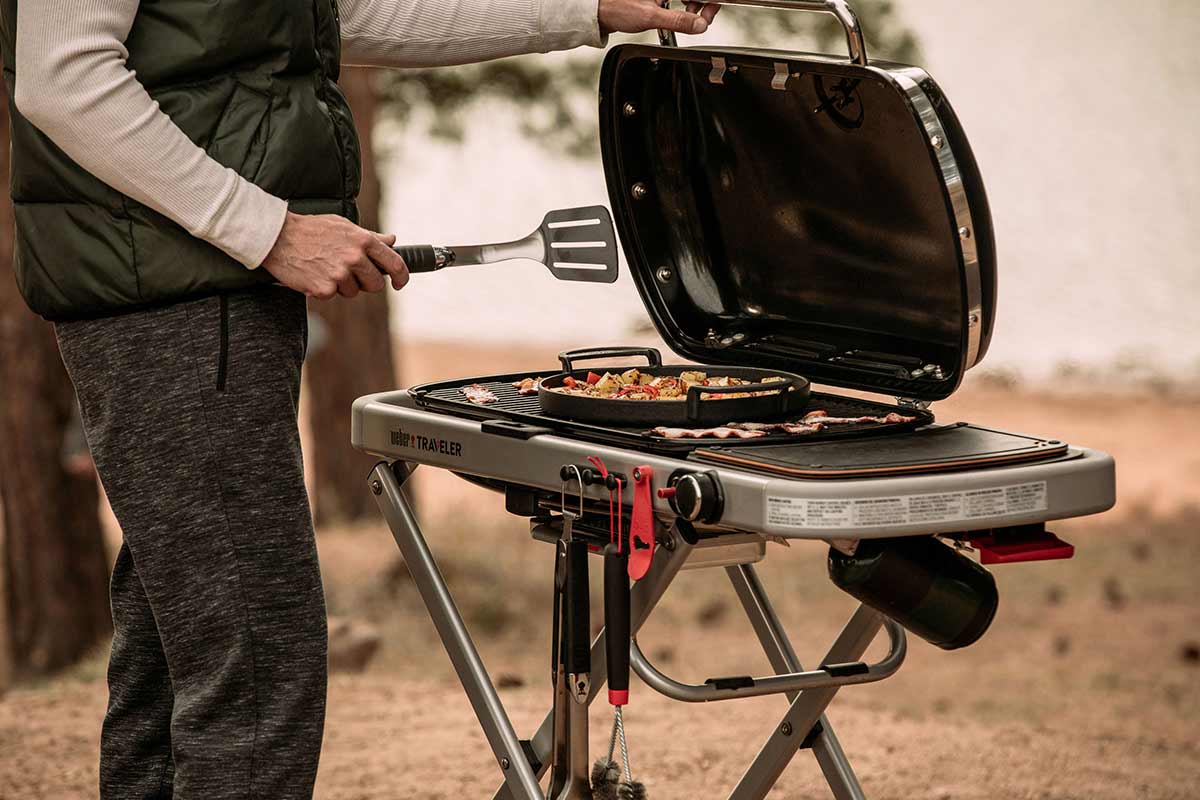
[598,2,995,401]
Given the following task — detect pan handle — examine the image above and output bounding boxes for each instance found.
[657,0,867,66]
[685,377,795,420]
[558,347,663,374]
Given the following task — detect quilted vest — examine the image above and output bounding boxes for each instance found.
[0,0,361,320]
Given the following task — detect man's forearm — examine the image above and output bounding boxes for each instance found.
[338,0,603,68]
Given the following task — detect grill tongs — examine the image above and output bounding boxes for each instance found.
[392,205,620,283]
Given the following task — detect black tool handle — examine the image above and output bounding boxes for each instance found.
[565,540,591,676]
[393,244,442,273]
[604,543,631,702]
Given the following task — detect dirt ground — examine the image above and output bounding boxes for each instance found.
[2,340,1198,799]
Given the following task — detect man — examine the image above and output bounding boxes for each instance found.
[0,0,718,797]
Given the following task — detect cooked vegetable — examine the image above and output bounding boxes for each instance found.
[549,371,793,402]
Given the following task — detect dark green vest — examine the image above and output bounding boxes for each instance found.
[0,0,361,321]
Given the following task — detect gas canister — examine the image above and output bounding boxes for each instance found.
[828,536,999,650]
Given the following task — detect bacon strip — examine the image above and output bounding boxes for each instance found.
[801,410,916,425]
[722,410,917,436]
[651,426,769,440]
[651,408,918,440]
[511,377,541,395]
[461,384,499,405]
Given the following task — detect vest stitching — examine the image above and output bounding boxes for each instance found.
[125,206,143,300]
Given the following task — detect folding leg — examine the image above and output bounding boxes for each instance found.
[728,604,885,800]
[370,462,544,800]
[726,564,866,800]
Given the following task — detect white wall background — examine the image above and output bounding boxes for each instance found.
[385,0,1200,383]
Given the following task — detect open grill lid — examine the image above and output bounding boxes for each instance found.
[598,0,996,402]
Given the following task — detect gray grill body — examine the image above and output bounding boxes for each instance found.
[352,390,1114,540]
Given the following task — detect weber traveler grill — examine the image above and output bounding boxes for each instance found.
[353,2,1116,798]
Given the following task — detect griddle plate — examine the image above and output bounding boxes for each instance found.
[695,424,1073,479]
[411,371,932,455]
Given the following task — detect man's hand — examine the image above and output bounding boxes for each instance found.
[600,0,720,36]
[599,0,720,36]
[262,212,410,300]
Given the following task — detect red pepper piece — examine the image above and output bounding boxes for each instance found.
[563,376,577,389]
[587,371,603,385]
[629,466,656,580]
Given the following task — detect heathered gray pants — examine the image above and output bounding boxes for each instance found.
[55,285,327,800]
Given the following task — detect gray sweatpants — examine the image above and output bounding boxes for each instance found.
[56,285,327,800]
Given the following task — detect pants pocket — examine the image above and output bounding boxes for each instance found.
[216,294,229,392]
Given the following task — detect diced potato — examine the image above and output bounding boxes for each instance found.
[620,368,642,385]
[595,373,621,394]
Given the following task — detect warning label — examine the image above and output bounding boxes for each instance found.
[765,481,1047,530]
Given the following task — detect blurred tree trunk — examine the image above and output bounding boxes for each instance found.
[0,89,111,676]
[307,67,398,526]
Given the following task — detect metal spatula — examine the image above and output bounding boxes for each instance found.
[392,205,619,283]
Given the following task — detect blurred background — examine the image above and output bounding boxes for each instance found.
[1,2,1197,798]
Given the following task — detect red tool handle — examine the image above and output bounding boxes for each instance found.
[629,466,655,580]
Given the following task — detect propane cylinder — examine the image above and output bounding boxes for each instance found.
[828,536,998,651]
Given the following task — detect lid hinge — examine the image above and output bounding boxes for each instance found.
[704,328,748,349]
[896,397,932,410]
[908,363,946,381]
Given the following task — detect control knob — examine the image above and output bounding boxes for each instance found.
[658,471,723,523]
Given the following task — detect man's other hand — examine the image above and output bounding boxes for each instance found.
[262,212,410,300]
[599,0,720,36]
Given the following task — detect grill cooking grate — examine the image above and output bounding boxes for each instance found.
[413,372,933,455]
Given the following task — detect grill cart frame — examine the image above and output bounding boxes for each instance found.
[353,390,1114,799]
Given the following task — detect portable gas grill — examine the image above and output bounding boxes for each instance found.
[352,2,1117,797]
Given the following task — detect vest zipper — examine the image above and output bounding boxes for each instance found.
[312,0,351,216]
[216,294,230,392]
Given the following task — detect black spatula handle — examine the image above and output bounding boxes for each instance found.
[393,244,442,273]
[566,540,591,677]
[604,543,631,701]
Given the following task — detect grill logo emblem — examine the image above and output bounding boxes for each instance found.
[390,428,463,458]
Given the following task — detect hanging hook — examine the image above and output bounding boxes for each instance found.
[560,464,585,518]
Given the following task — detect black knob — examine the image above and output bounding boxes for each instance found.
[672,473,721,523]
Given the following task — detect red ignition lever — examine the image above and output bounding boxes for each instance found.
[628,466,655,581]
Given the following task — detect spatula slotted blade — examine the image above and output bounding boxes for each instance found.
[539,206,620,284]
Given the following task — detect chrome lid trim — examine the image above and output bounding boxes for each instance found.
[880,66,984,371]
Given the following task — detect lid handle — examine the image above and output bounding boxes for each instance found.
[657,0,868,66]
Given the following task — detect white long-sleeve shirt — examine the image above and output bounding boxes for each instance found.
[13,0,603,269]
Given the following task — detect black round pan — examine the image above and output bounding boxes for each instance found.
[539,347,811,427]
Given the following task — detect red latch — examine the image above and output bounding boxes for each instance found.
[629,466,656,580]
[969,526,1075,565]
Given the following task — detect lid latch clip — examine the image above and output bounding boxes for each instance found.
[771,63,792,91]
[709,56,728,85]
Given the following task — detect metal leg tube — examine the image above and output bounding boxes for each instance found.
[554,693,592,800]
[370,462,544,800]
[727,604,885,800]
[493,527,695,800]
[726,565,867,800]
